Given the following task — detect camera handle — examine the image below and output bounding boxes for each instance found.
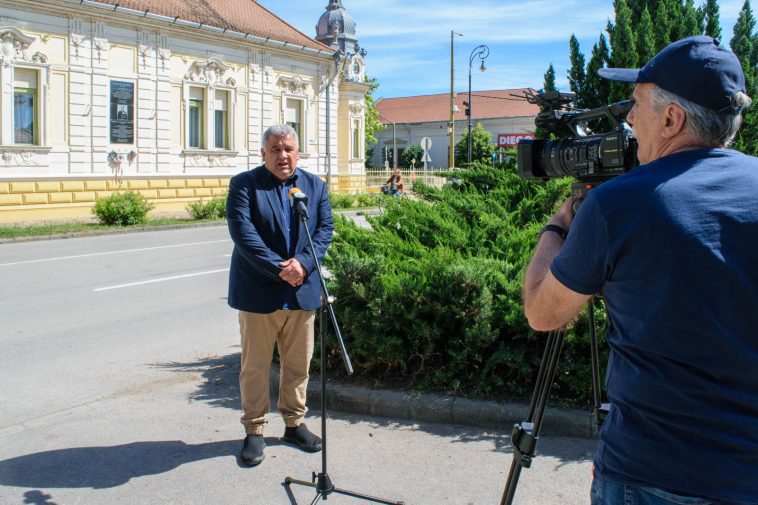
[500,298,608,505]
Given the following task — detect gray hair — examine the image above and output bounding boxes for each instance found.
[263,124,299,148]
[648,85,752,148]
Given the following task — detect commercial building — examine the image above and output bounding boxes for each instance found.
[372,89,539,169]
[0,0,370,222]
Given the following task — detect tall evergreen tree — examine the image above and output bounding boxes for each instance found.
[730,0,758,154]
[682,0,701,37]
[536,64,558,140]
[703,0,722,40]
[654,1,672,51]
[638,7,657,63]
[543,63,557,92]
[585,34,612,108]
[609,0,638,102]
[667,0,685,42]
[731,0,757,93]
[568,35,588,107]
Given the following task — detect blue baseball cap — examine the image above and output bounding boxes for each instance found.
[599,36,746,113]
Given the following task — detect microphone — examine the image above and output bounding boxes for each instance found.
[288,187,309,219]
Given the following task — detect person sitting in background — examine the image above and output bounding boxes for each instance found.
[382,168,404,196]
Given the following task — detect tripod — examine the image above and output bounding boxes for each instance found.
[284,205,404,505]
[499,298,609,505]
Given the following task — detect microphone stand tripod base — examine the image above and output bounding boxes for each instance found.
[283,210,404,505]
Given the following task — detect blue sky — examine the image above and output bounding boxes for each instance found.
[258,0,747,100]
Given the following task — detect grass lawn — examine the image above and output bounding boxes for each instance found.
[0,216,224,240]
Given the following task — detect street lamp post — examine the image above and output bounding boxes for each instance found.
[450,30,463,169]
[467,44,489,165]
[376,110,397,168]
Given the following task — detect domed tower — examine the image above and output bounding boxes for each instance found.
[315,0,365,82]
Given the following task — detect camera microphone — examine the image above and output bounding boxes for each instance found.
[288,187,309,219]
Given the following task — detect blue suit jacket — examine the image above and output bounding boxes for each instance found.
[226,165,333,313]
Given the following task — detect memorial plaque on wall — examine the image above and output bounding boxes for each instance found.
[110,81,134,144]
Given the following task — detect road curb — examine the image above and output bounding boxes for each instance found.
[269,367,597,439]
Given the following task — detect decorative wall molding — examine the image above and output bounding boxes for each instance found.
[183,149,238,168]
[184,57,231,85]
[0,27,36,67]
[278,75,309,96]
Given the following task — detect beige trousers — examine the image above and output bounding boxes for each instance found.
[238,309,315,435]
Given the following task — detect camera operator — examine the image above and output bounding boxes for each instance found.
[523,36,758,505]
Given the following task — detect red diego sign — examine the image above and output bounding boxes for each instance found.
[497,133,535,147]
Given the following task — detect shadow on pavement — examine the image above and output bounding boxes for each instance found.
[0,438,286,490]
[155,352,595,465]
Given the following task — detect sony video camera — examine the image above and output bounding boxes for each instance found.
[517,91,638,202]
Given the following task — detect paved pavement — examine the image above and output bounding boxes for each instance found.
[0,222,597,505]
[0,359,596,505]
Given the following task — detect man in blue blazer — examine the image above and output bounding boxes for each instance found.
[227,124,333,467]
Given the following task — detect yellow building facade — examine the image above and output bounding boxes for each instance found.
[0,0,370,223]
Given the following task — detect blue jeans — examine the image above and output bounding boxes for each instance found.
[591,473,713,505]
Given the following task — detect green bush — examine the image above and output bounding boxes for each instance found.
[186,195,227,220]
[324,160,607,405]
[92,191,154,226]
[329,192,381,210]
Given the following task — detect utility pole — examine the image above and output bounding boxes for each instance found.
[449,31,462,169]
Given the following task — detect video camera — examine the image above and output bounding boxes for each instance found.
[517,90,639,202]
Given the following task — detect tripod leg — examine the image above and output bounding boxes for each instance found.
[500,329,565,505]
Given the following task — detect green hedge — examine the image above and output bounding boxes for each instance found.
[324,161,608,405]
[92,191,154,226]
[186,194,227,220]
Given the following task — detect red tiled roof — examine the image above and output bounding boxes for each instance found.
[376,88,540,124]
[87,0,332,52]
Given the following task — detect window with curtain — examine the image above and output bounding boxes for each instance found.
[285,98,303,151]
[14,68,38,145]
[214,90,229,149]
[352,119,361,159]
[188,87,204,149]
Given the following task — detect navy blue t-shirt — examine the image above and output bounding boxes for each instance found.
[551,149,758,504]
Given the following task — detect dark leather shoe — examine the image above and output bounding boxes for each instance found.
[241,434,265,466]
[282,424,322,452]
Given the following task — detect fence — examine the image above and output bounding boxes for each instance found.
[329,168,453,194]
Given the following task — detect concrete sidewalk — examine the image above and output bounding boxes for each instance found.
[0,352,596,505]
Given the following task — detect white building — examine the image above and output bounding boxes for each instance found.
[0,0,370,222]
[372,89,539,169]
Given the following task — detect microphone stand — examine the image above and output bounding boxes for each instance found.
[284,205,405,505]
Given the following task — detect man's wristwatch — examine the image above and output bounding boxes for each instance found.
[539,224,568,241]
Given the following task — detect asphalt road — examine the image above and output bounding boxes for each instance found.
[0,226,594,504]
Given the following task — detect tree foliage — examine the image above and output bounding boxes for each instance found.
[363,76,384,165]
[455,123,497,164]
[401,144,424,168]
[553,0,758,157]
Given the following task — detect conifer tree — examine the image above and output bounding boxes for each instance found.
[703,0,722,40]
[654,1,672,51]
[568,35,588,107]
[638,7,657,64]
[667,0,684,42]
[730,0,758,154]
[543,63,557,92]
[609,0,637,102]
[682,0,701,37]
[587,34,611,107]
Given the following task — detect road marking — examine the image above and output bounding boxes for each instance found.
[94,268,230,291]
[0,240,230,267]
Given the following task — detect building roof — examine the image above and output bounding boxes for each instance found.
[86,0,332,53]
[376,88,540,125]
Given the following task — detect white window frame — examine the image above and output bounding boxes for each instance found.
[279,95,308,155]
[183,83,236,152]
[350,116,363,160]
[2,63,49,148]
